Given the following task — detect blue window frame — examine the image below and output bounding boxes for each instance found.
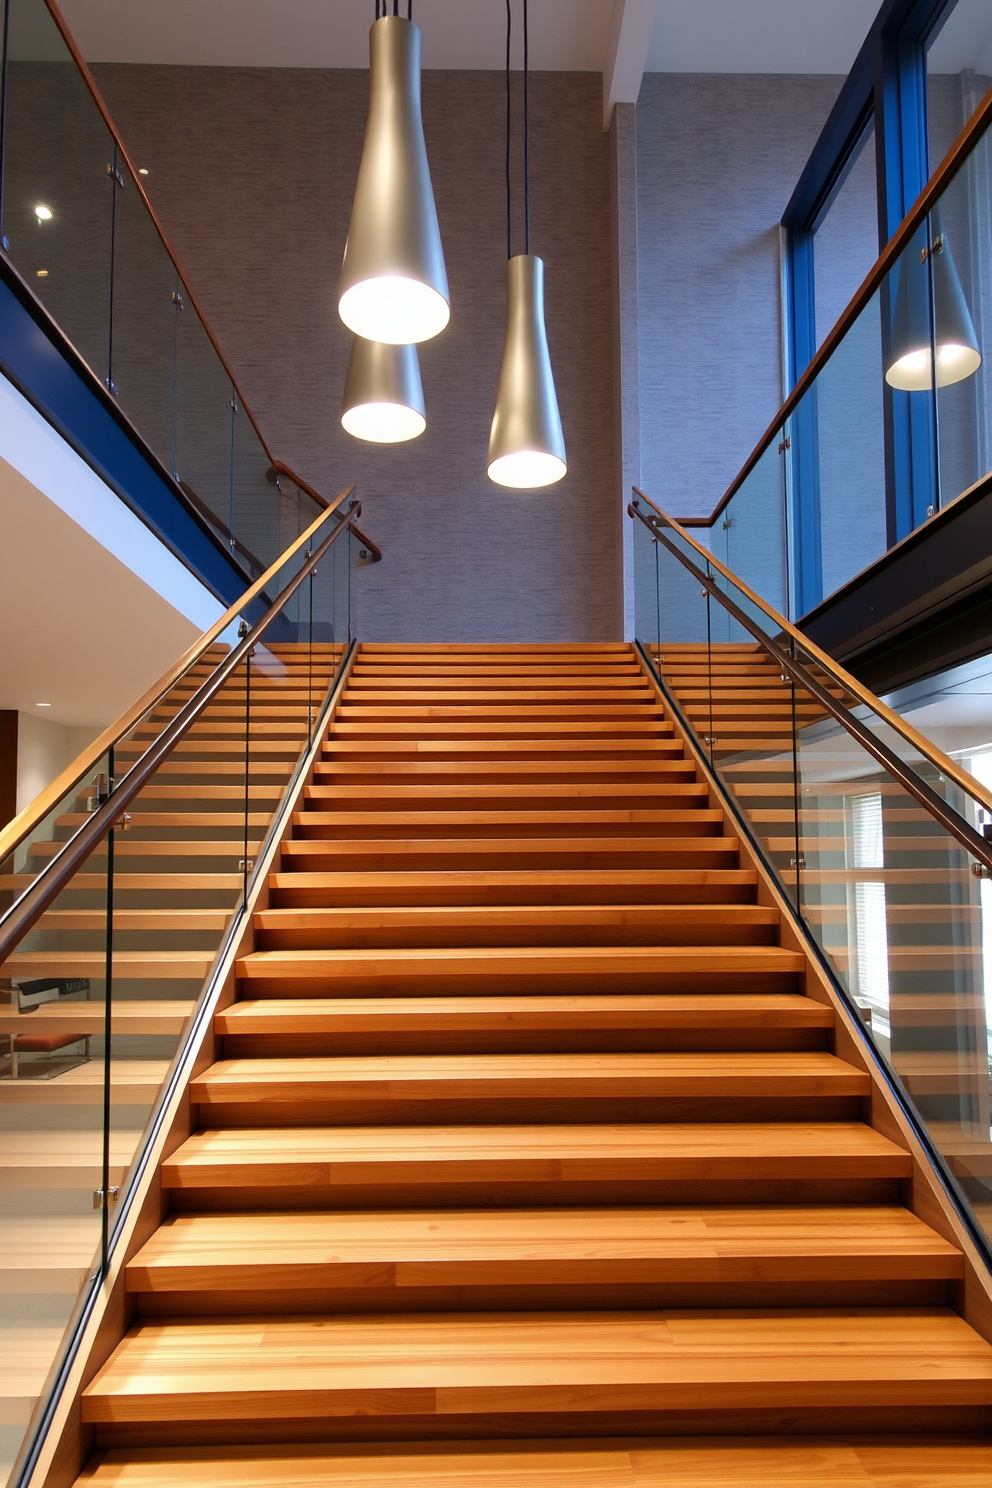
[782,0,956,615]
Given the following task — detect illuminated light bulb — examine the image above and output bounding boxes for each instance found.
[488,256,567,490]
[339,16,449,345]
[34,204,52,220]
[341,336,426,444]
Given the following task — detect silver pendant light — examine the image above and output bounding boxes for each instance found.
[885,216,981,391]
[341,335,426,443]
[339,1,449,345]
[487,0,566,489]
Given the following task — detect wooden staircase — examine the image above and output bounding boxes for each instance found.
[73,643,992,1487]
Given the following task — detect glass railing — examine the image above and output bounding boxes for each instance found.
[0,498,375,1487]
[671,80,992,621]
[0,0,304,581]
[631,494,992,1263]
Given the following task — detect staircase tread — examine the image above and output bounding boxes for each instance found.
[70,1438,992,1488]
[217,994,831,1032]
[162,1121,909,1185]
[236,945,802,973]
[126,1206,962,1284]
[189,1051,869,1102]
[81,1309,992,1422]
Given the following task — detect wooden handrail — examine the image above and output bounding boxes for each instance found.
[0,485,354,866]
[672,78,992,528]
[269,460,333,511]
[349,520,383,561]
[631,485,992,822]
[43,0,277,465]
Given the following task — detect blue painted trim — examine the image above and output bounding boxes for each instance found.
[0,254,253,612]
[783,0,956,582]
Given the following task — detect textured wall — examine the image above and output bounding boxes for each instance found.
[93,64,618,642]
[635,73,844,523]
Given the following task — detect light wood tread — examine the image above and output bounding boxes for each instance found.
[190,1052,869,1103]
[37,911,230,931]
[81,1308,992,1422]
[0,1001,194,1036]
[4,951,213,979]
[217,994,830,1035]
[303,784,710,804]
[161,1121,908,1191]
[69,1437,992,1488]
[0,1061,168,1105]
[251,903,779,945]
[278,838,739,865]
[125,1206,963,1291]
[267,869,758,907]
[235,945,802,980]
[321,741,683,756]
[0,1129,142,1181]
[313,761,696,777]
[292,810,723,832]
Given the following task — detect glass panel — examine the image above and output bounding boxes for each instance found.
[0,498,361,1485]
[713,439,789,619]
[630,499,992,1255]
[813,121,879,352]
[107,159,178,474]
[2,0,115,382]
[173,296,237,557]
[929,148,992,506]
[231,405,280,576]
[927,0,992,164]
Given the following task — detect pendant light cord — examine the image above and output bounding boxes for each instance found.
[505,0,512,261]
[375,2,411,17]
[523,0,529,255]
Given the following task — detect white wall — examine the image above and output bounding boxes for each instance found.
[15,714,100,814]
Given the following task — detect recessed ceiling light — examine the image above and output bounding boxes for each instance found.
[34,204,52,221]
[36,269,48,278]
[36,701,52,707]
[138,168,149,176]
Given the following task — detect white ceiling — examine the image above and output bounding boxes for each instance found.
[0,456,202,727]
[55,0,902,75]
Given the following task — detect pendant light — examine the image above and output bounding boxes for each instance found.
[487,0,566,489]
[341,335,426,443]
[339,1,449,345]
[885,218,981,392]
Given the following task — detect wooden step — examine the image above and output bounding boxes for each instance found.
[268,869,759,907]
[161,1120,912,1206]
[189,1051,868,1121]
[252,903,779,948]
[68,1437,992,1488]
[82,1308,992,1436]
[124,1205,963,1309]
[5,951,213,980]
[234,944,802,995]
[0,1061,168,1106]
[0,1130,143,1186]
[277,837,739,872]
[321,741,682,759]
[290,810,723,840]
[217,992,830,1056]
[303,783,710,809]
[219,993,828,1034]
[0,1001,194,1038]
[313,760,696,781]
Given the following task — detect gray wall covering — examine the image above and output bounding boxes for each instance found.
[634,72,844,526]
[93,64,618,643]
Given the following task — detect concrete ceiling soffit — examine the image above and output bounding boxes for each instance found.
[603,0,660,128]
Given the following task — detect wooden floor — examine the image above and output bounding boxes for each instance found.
[76,643,992,1485]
